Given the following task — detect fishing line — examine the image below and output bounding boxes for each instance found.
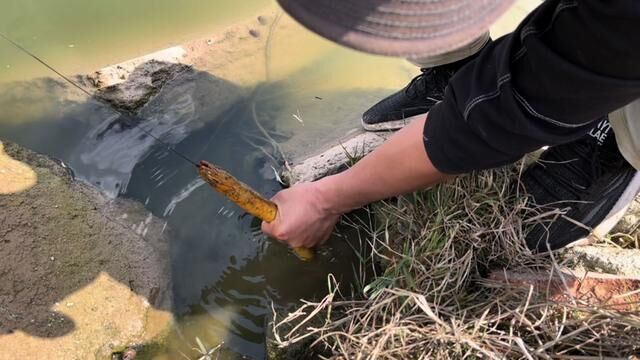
[0,31,200,167]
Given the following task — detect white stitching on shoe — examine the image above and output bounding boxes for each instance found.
[463,74,511,120]
[512,89,595,128]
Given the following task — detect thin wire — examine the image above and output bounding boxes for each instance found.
[0,31,199,167]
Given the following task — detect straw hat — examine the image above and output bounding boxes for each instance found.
[277,0,514,57]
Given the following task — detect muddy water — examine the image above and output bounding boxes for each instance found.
[0,3,414,359]
[0,0,271,83]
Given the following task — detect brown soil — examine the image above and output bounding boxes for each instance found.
[489,270,640,311]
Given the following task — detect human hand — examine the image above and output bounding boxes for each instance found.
[261,181,341,249]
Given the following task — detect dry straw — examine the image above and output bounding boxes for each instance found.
[272,164,640,359]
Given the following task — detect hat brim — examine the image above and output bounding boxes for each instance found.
[277,0,514,57]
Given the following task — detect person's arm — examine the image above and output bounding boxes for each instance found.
[263,1,640,248]
[261,116,447,248]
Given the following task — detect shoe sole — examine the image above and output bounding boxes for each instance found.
[567,170,640,248]
[361,113,426,132]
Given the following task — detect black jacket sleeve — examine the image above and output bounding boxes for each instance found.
[423,0,640,174]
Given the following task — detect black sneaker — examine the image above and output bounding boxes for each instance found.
[361,50,484,131]
[361,65,453,131]
[522,117,640,252]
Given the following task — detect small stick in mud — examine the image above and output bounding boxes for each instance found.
[198,160,314,261]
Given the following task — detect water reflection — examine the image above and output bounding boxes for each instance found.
[0,64,379,358]
[73,67,240,197]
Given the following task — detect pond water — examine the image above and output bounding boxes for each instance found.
[0,0,272,83]
[0,1,414,358]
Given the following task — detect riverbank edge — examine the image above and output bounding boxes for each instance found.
[0,139,174,359]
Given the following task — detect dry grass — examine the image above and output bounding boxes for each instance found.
[271,165,640,359]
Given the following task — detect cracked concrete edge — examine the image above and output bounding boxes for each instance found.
[86,46,189,89]
[565,245,640,278]
[80,7,287,94]
[281,130,393,185]
[613,196,640,238]
[75,10,281,116]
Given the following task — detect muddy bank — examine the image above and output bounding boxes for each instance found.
[85,11,336,90]
[0,141,172,359]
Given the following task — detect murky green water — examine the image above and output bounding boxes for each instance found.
[0,0,271,83]
[0,1,414,358]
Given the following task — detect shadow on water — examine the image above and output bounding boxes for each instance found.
[0,64,383,357]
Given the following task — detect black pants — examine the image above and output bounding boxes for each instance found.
[423,0,640,174]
